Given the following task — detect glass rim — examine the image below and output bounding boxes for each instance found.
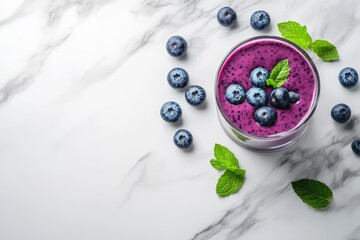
[214,35,321,140]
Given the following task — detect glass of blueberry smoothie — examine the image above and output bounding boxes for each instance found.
[215,36,320,151]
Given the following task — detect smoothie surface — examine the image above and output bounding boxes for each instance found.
[217,38,317,137]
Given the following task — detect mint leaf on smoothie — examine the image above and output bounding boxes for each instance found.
[277,21,312,49]
[292,179,333,209]
[266,59,290,88]
[311,39,339,61]
[210,143,246,197]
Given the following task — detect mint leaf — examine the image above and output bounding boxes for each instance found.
[214,144,239,170]
[277,21,312,49]
[292,179,333,209]
[210,144,246,197]
[216,169,245,197]
[210,159,225,170]
[311,39,339,62]
[266,59,290,88]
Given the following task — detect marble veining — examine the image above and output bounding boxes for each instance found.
[0,0,359,239]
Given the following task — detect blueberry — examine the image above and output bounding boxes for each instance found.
[167,68,189,89]
[173,129,193,149]
[269,87,291,109]
[217,7,237,27]
[185,85,206,106]
[250,10,271,30]
[331,103,351,123]
[289,91,300,103]
[246,87,267,108]
[338,67,358,88]
[225,84,245,105]
[250,67,269,88]
[160,101,182,123]
[254,106,277,127]
[351,139,360,155]
[166,36,187,57]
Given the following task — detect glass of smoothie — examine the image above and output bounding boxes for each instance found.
[215,36,320,151]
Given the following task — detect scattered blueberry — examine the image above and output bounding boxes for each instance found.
[166,36,187,57]
[160,101,182,123]
[250,10,271,30]
[289,91,300,103]
[173,129,193,149]
[338,67,358,89]
[225,84,246,105]
[246,87,267,108]
[250,67,269,88]
[331,103,351,124]
[351,139,360,155]
[167,68,189,89]
[185,85,206,106]
[269,87,291,109]
[217,7,237,27]
[254,106,277,126]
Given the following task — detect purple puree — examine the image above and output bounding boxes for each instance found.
[217,38,317,137]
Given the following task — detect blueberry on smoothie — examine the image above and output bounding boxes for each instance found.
[166,36,187,57]
[160,101,182,123]
[254,106,277,126]
[269,87,291,109]
[250,67,269,88]
[217,7,237,27]
[250,10,271,30]
[338,67,358,88]
[352,139,360,155]
[167,67,189,89]
[173,129,193,149]
[225,84,246,105]
[185,85,206,106]
[331,103,351,123]
[289,91,300,103]
[246,87,267,108]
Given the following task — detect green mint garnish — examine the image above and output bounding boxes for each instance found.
[210,143,246,197]
[291,179,333,209]
[277,21,312,49]
[310,39,339,62]
[265,59,290,88]
[277,21,339,61]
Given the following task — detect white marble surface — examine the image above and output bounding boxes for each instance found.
[0,0,360,239]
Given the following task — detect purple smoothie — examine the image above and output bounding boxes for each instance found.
[217,38,317,137]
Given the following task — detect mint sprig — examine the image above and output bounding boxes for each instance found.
[266,59,290,88]
[210,144,246,197]
[277,21,339,62]
[292,179,333,209]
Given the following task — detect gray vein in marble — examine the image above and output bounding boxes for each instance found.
[0,0,113,105]
[0,33,71,105]
[46,0,113,26]
[347,226,360,240]
[116,152,150,208]
[0,0,112,28]
[67,29,155,97]
[132,0,261,44]
[315,0,360,47]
